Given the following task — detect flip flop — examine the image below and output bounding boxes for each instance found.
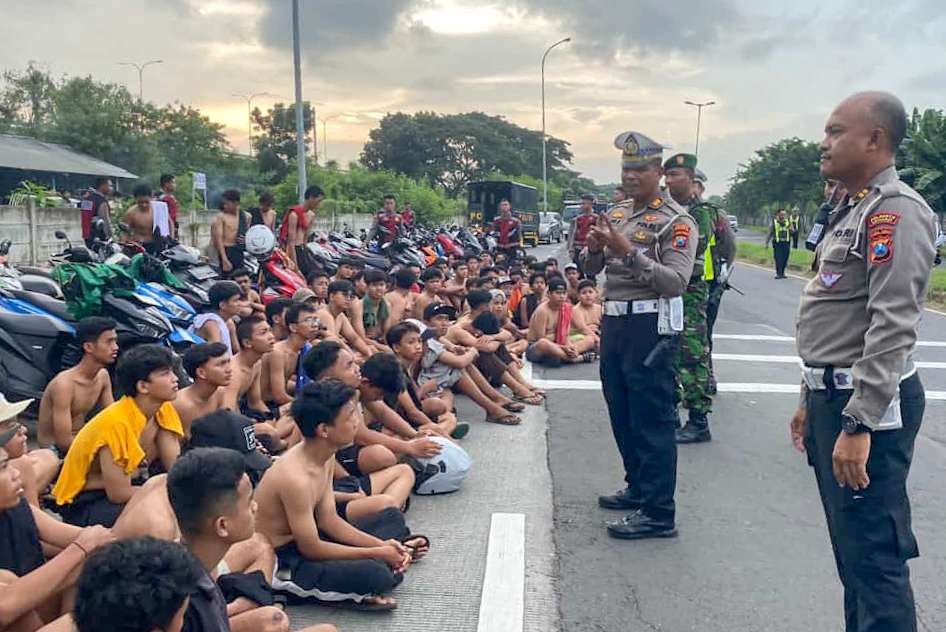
[450,423,471,440]
[401,534,431,561]
[514,393,543,406]
[307,597,397,611]
[485,413,521,426]
[503,401,526,412]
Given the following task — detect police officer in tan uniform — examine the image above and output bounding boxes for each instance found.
[582,131,697,540]
[792,92,936,631]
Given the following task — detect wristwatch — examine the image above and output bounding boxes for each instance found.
[841,413,871,435]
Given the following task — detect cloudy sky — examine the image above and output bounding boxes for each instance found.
[3,0,945,195]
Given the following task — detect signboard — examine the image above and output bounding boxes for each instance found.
[193,172,207,190]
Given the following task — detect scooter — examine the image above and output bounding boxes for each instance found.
[0,239,62,298]
[246,225,307,304]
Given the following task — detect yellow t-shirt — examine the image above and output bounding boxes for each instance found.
[52,396,183,505]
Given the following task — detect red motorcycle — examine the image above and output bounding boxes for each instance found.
[246,226,307,304]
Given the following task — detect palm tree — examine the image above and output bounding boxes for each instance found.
[899,108,946,214]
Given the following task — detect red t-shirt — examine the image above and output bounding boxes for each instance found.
[278,205,308,245]
[493,217,520,246]
[401,210,415,227]
[160,193,179,224]
[377,212,401,241]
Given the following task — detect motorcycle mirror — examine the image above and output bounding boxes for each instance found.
[55,230,67,240]
[118,222,130,233]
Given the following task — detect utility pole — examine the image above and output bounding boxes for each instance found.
[291,0,306,203]
[118,59,163,101]
[541,38,570,213]
[233,92,274,157]
[684,100,716,158]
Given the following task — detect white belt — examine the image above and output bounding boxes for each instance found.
[604,299,658,317]
[801,362,917,391]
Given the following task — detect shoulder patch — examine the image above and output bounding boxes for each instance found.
[868,212,901,228]
[643,214,659,222]
[867,211,900,265]
[671,223,691,250]
[648,197,663,209]
[609,208,625,221]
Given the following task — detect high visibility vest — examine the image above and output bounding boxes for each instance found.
[703,234,716,281]
[774,219,791,242]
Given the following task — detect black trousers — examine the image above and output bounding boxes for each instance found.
[773,241,790,277]
[804,373,923,632]
[599,312,679,523]
[791,231,800,249]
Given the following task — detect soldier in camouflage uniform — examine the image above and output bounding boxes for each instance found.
[664,153,713,443]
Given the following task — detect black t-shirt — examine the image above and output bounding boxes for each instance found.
[0,497,44,576]
[182,560,230,632]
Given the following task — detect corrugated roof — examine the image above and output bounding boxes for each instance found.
[0,134,137,179]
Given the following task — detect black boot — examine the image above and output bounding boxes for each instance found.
[676,411,712,444]
[598,487,639,510]
[707,373,717,395]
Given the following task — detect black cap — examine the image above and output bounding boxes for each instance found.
[189,410,272,476]
[423,302,458,321]
[548,276,567,292]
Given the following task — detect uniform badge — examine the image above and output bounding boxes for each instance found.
[852,188,870,203]
[623,136,639,155]
[648,197,663,209]
[609,209,625,221]
[867,211,899,265]
[633,230,648,242]
[643,214,659,222]
[819,272,843,288]
[676,155,685,166]
[867,212,901,228]
[671,223,690,250]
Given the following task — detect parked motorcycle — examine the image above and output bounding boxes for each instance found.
[246,226,307,304]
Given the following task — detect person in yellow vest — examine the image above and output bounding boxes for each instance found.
[766,209,792,278]
[789,209,801,248]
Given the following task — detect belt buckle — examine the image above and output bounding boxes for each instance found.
[604,301,628,317]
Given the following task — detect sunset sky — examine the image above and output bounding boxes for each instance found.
[4,0,944,195]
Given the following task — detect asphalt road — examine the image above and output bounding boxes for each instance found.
[541,256,946,631]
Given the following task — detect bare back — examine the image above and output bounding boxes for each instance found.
[37,367,112,449]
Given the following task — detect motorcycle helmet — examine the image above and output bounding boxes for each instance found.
[410,437,473,495]
[245,225,276,258]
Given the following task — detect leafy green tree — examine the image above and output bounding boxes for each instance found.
[251,102,314,182]
[0,61,56,133]
[899,108,946,214]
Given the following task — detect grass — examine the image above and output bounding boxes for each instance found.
[735,242,946,310]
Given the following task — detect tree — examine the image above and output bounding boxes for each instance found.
[724,137,823,224]
[899,108,946,214]
[251,102,314,182]
[0,62,56,134]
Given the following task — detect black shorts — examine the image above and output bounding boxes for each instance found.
[273,543,400,603]
[336,444,364,478]
[57,490,124,528]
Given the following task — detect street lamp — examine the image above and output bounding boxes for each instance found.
[233,92,276,157]
[541,37,571,213]
[684,100,716,158]
[118,59,163,101]
[321,114,340,164]
[291,0,306,203]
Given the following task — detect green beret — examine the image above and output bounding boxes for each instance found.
[663,153,697,172]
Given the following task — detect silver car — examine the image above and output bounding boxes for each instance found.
[539,211,563,244]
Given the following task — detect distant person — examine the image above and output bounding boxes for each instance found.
[765,209,792,279]
[80,176,113,246]
[491,199,521,255]
[567,194,598,264]
[124,183,164,254]
[525,277,597,366]
[789,209,801,249]
[212,189,250,274]
[191,281,244,355]
[400,202,415,230]
[611,186,625,204]
[158,174,179,240]
[280,185,324,275]
[250,190,277,232]
[371,194,402,245]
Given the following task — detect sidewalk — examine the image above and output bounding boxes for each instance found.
[288,395,559,632]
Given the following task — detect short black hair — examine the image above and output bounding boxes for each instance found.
[385,321,420,348]
[421,268,444,282]
[328,280,354,296]
[548,276,567,292]
[208,280,243,311]
[305,268,329,284]
[479,266,496,278]
[291,379,356,438]
[228,267,251,280]
[182,342,228,379]
[466,289,493,310]
[235,315,266,349]
[302,340,343,381]
[132,183,151,198]
[304,185,324,200]
[168,447,245,536]
[221,189,241,203]
[265,297,292,325]
[383,194,396,202]
[529,272,547,285]
[115,344,175,397]
[452,260,467,270]
[76,316,117,346]
[580,193,595,201]
[361,352,405,394]
[546,257,558,266]
[472,311,501,335]
[578,278,597,291]
[499,198,510,204]
[94,176,111,188]
[364,268,387,285]
[259,190,275,205]
[465,255,479,264]
[394,268,416,289]
[470,277,493,289]
[285,301,316,326]
[159,174,175,187]
[75,537,198,632]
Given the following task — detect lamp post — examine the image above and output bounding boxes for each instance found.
[291,0,306,203]
[541,37,571,213]
[684,100,716,158]
[233,92,275,157]
[118,59,163,101]
[321,115,340,164]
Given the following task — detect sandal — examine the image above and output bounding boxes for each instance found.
[485,413,521,426]
[514,393,543,406]
[503,401,526,412]
[307,596,397,611]
[401,534,431,561]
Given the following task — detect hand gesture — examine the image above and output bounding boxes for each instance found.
[75,525,115,554]
[588,213,633,258]
[408,437,443,458]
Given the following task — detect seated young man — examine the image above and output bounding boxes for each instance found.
[575,279,603,335]
[52,345,184,527]
[168,447,336,632]
[356,269,392,346]
[516,272,547,329]
[443,260,468,311]
[563,263,582,304]
[325,280,373,359]
[384,268,416,325]
[192,281,245,355]
[402,311,520,426]
[38,316,118,457]
[0,443,115,632]
[174,343,232,438]
[410,268,445,320]
[490,288,528,356]
[261,303,319,413]
[264,297,293,342]
[1,395,60,507]
[222,315,297,453]
[73,537,198,632]
[230,268,265,317]
[526,277,598,367]
[255,380,413,610]
[305,269,331,306]
[302,342,443,476]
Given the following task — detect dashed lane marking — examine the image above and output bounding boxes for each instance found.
[476,513,525,632]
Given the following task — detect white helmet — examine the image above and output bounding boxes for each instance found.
[412,437,473,495]
[245,225,276,257]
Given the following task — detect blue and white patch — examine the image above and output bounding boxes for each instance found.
[819,272,843,288]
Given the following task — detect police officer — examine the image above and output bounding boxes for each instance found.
[567,193,598,265]
[789,209,801,249]
[792,92,935,631]
[663,153,714,443]
[582,131,697,540]
[766,209,792,278]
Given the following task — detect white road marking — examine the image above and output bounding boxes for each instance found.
[715,334,946,348]
[476,513,525,632]
[714,354,946,369]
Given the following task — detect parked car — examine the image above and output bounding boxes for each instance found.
[728,214,739,232]
[538,212,563,244]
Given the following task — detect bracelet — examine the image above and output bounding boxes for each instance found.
[72,541,89,558]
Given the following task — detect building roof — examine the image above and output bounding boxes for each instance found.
[0,134,137,179]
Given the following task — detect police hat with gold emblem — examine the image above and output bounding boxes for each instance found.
[614,131,666,168]
[663,152,697,172]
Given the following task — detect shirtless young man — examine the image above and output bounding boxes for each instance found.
[254,380,412,610]
[305,269,330,305]
[410,268,445,320]
[526,277,598,367]
[212,189,251,274]
[326,280,373,359]
[261,302,319,410]
[51,344,183,527]
[173,343,232,438]
[574,279,602,335]
[123,183,158,253]
[283,186,324,274]
[443,261,469,311]
[191,281,244,355]
[230,268,265,317]
[356,269,392,345]
[38,317,118,455]
[265,297,293,342]
[384,268,416,325]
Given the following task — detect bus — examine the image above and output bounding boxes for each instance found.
[467,180,540,247]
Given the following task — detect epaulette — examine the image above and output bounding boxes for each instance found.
[648,197,664,209]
